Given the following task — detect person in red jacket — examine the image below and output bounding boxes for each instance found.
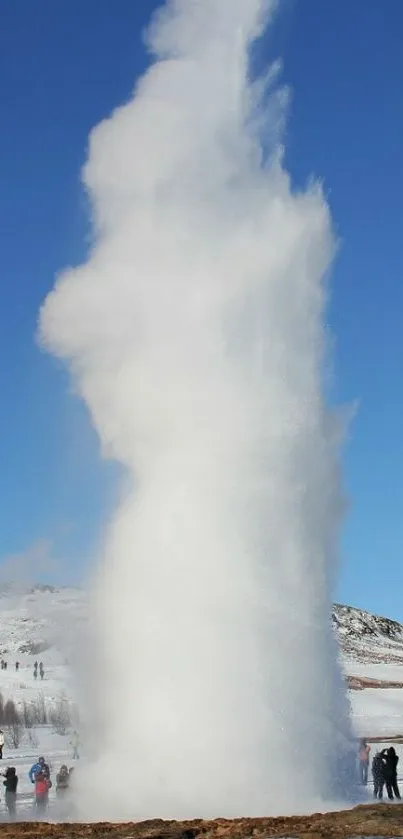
[34,770,52,813]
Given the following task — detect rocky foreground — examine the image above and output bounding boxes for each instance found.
[2,806,403,839]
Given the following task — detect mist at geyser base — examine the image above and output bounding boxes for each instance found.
[39,0,353,821]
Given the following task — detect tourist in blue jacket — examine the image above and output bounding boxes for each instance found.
[29,756,50,783]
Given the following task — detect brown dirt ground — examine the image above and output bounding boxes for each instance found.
[2,804,403,839]
[347,675,403,690]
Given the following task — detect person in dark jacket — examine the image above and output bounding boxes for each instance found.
[3,766,18,819]
[384,746,401,800]
[372,749,388,799]
[56,765,69,796]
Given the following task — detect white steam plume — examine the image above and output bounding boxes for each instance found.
[39,0,352,820]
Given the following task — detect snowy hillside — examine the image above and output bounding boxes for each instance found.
[0,585,402,740]
[1,584,401,670]
[331,604,403,738]
[334,602,403,665]
[0,584,86,663]
[0,585,85,714]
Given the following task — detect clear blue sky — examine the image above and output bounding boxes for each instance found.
[1,1,402,618]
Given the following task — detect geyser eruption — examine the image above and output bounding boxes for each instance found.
[40,0,352,821]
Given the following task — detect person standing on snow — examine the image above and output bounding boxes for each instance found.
[358,738,371,785]
[0,729,5,760]
[34,770,52,813]
[372,749,387,799]
[70,730,80,760]
[29,756,50,783]
[2,766,18,819]
[383,746,401,800]
[56,765,70,796]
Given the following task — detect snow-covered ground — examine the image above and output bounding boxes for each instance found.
[0,726,78,821]
[0,659,74,707]
[0,586,82,819]
[337,603,403,738]
[0,585,403,819]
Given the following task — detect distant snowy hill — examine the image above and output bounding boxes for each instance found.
[334,603,403,665]
[0,584,87,664]
[0,584,402,668]
[0,586,402,738]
